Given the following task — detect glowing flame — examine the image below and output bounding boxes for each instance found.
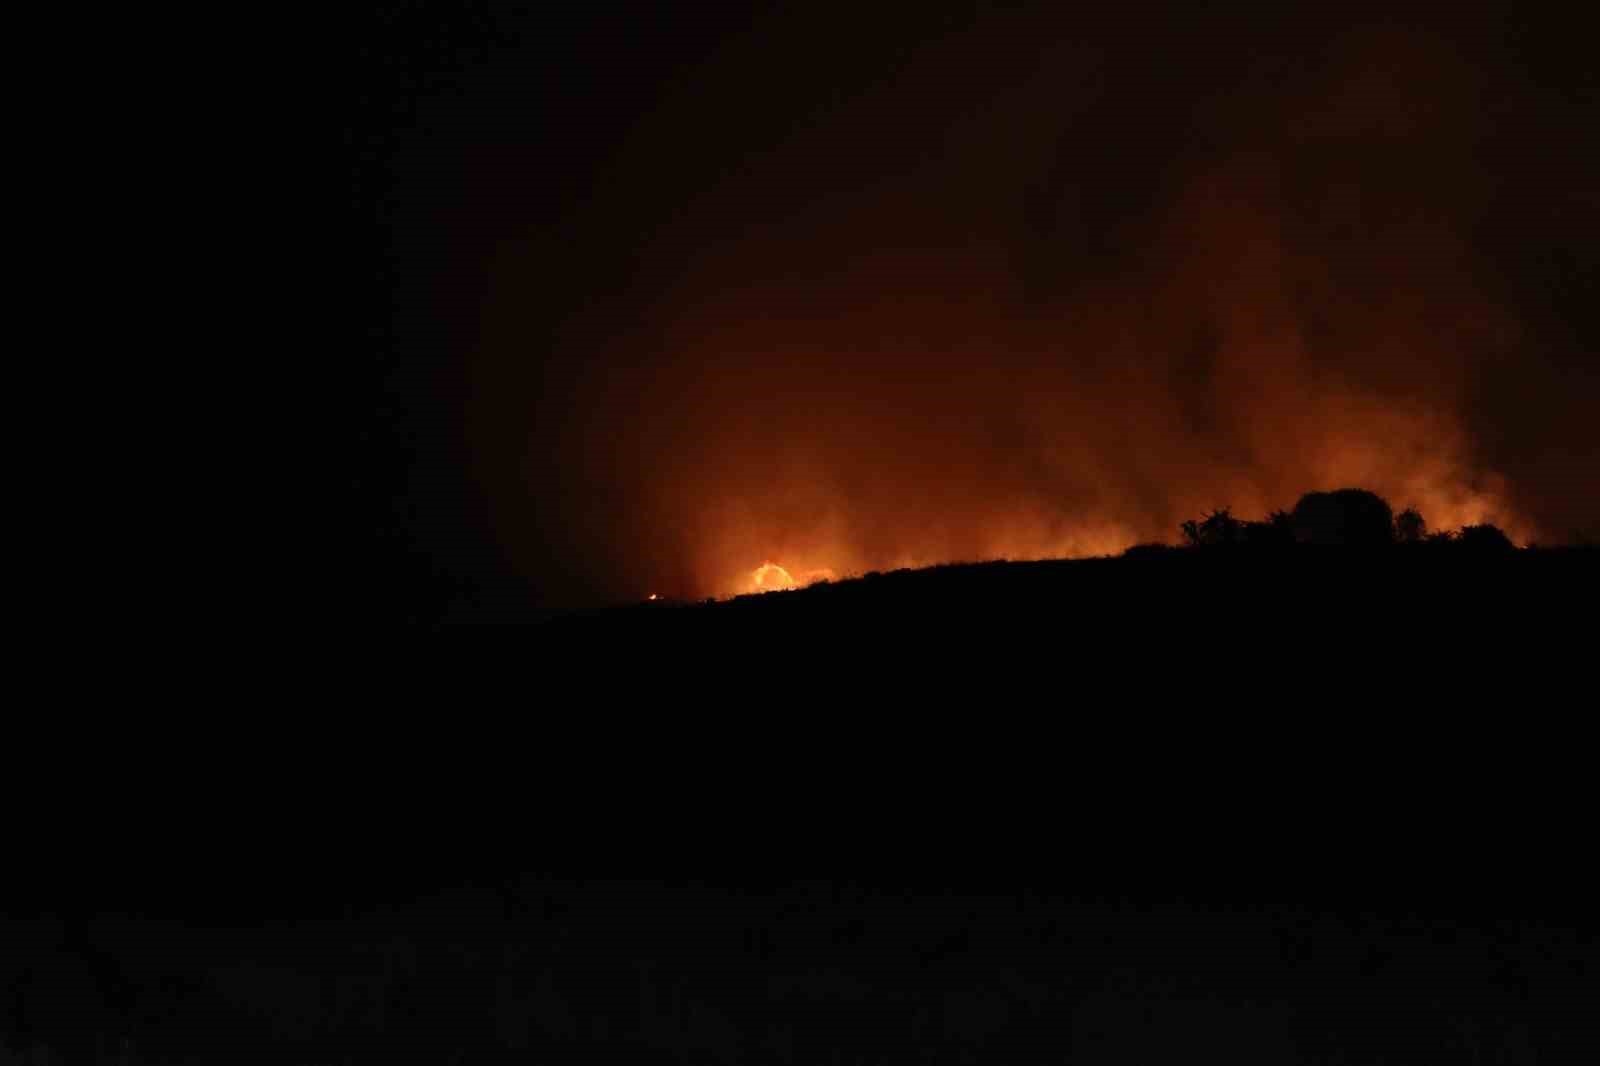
[750,562,797,591]
[647,594,659,601]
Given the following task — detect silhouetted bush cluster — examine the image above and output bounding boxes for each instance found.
[1396,507,1427,543]
[1121,542,1180,559]
[1180,509,1242,547]
[1292,489,1395,546]
[1180,508,1297,548]
[1457,523,1516,551]
[1179,489,1516,552]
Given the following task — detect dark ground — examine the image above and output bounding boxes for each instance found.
[7,547,1595,1064]
[5,875,1595,1065]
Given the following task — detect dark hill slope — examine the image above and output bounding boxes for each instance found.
[560,544,1594,633]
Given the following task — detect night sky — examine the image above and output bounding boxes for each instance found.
[353,1,1600,614]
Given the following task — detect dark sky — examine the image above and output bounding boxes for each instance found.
[353,1,1599,613]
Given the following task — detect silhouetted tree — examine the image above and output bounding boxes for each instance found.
[1395,507,1427,544]
[1290,489,1395,546]
[1457,523,1515,551]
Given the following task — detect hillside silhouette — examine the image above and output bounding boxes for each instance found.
[549,488,1594,632]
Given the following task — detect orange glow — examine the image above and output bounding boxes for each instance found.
[750,562,797,592]
[618,137,1541,602]
[473,14,1598,607]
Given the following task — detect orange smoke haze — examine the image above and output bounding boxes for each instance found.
[467,5,1599,605]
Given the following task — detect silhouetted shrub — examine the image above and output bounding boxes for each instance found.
[1395,507,1427,544]
[1426,530,1457,545]
[1241,510,1295,547]
[1122,542,1178,559]
[1180,508,1243,547]
[1457,523,1515,551]
[1290,489,1395,546]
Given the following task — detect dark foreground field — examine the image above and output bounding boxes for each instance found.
[6,873,1597,1066]
[5,548,1593,1064]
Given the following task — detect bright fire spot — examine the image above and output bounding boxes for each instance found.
[647,594,659,601]
[751,562,797,591]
